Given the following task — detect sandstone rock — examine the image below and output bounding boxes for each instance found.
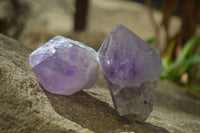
[0,33,200,133]
[0,34,93,133]
[0,34,169,133]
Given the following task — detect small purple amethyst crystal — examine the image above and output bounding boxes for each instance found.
[98,24,162,122]
[29,36,99,95]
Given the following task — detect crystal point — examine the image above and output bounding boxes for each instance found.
[29,36,99,95]
[98,24,162,122]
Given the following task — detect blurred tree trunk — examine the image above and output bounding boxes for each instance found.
[74,0,89,31]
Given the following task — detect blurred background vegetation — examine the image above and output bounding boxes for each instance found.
[0,0,199,93]
[145,0,200,93]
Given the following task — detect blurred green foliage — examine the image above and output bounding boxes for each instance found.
[147,36,200,93]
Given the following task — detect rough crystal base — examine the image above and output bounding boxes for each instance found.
[107,80,157,122]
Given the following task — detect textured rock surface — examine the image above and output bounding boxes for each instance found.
[0,34,168,133]
[29,36,99,95]
[0,34,93,133]
[98,24,162,122]
[86,72,200,133]
[0,34,200,133]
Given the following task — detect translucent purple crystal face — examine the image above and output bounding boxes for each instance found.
[29,36,99,95]
[98,24,162,122]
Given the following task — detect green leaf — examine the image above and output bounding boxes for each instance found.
[161,54,200,78]
[166,40,176,66]
[161,40,176,73]
[175,36,200,64]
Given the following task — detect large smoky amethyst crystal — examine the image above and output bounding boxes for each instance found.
[98,24,162,122]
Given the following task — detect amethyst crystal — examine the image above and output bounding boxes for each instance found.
[98,24,162,122]
[29,36,99,95]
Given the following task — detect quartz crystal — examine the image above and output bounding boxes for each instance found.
[29,36,99,95]
[98,24,162,122]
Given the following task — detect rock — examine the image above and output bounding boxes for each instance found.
[148,80,200,133]
[1,33,200,133]
[98,24,162,122]
[0,0,16,33]
[29,36,99,95]
[86,77,200,133]
[0,0,29,37]
[0,34,169,133]
[0,34,93,133]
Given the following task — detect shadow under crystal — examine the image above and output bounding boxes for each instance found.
[44,89,169,133]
